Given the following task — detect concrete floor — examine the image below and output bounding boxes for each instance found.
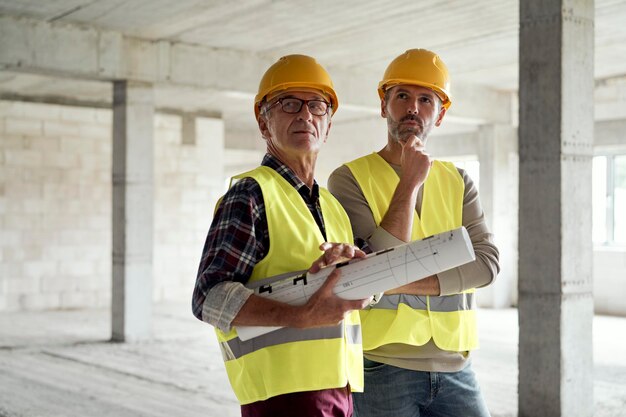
[0,303,624,417]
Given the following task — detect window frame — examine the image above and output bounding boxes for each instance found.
[594,151,626,247]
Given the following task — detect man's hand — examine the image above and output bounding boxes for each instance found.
[296,268,371,328]
[399,135,432,190]
[309,242,366,273]
[295,242,370,328]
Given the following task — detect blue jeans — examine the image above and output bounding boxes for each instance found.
[353,358,491,417]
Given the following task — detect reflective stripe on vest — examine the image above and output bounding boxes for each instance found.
[371,293,475,312]
[214,166,363,405]
[345,153,478,352]
[220,323,362,361]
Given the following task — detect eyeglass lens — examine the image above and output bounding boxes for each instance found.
[279,98,329,116]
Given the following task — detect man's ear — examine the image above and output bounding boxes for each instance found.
[380,99,388,119]
[435,106,446,127]
[323,119,332,144]
[258,115,270,140]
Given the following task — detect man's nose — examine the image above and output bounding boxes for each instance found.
[296,103,314,121]
[407,99,419,114]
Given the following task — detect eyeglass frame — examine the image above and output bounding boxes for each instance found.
[262,97,332,116]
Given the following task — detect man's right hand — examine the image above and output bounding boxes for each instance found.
[399,135,432,189]
[295,242,370,328]
[296,268,371,328]
[379,135,432,242]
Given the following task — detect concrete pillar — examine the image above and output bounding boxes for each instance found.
[518,1,594,416]
[112,81,154,342]
[477,124,518,308]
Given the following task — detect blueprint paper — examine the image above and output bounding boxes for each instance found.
[236,226,475,341]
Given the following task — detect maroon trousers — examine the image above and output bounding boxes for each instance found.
[240,386,353,417]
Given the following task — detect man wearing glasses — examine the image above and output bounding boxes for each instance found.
[193,55,370,417]
[328,49,500,417]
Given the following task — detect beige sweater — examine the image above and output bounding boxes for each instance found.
[327,161,500,372]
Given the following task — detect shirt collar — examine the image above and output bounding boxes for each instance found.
[261,153,320,200]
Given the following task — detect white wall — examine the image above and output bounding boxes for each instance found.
[0,100,224,311]
[593,248,626,315]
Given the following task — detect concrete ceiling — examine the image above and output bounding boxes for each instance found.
[1,0,625,132]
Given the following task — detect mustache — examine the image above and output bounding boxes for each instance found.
[290,122,315,133]
[400,115,423,126]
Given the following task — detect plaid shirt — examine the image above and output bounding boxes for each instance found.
[192,153,327,330]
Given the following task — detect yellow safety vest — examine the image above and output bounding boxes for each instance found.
[345,153,478,352]
[215,166,363,405]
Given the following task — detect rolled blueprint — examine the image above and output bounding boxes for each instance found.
[236,226,475,341]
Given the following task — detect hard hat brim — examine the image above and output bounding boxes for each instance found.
[378,80,451,109]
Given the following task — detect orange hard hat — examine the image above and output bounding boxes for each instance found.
[378,49,452,109]
[254,54,338,119]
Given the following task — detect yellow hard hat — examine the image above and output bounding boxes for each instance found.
[254,54,339,119]
[378,49,452,109]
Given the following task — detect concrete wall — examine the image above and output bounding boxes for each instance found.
[1,100,625,315]
[153,114,224,301]
[0,100,224,311]
[0,101,112,310]
[316,116,388,185]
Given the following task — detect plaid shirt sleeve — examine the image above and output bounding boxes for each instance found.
[191,177,268,330]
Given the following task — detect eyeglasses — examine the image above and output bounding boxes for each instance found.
[265,97,331,116]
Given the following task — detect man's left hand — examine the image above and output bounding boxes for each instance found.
[309,242,366,273]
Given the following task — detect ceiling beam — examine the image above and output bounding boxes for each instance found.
[595,74,626,121]
[0,15,513,125]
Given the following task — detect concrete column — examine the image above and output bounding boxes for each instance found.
[112,81,154,342]
[518,1,594,416]
[477,124,518,308]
